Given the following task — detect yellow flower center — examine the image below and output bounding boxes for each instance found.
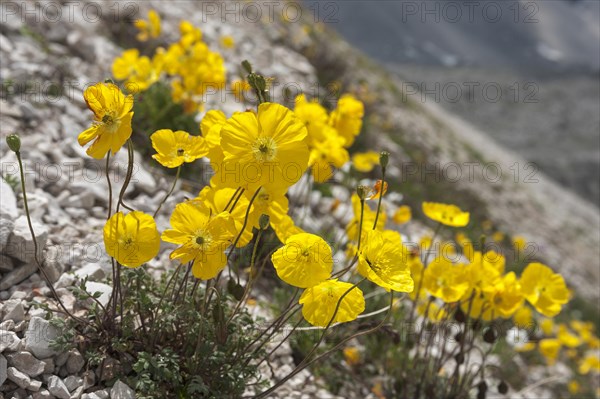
[192,230,212,251]
[101,111,120,133]
[119,235,135,249]
[252,136,277,162]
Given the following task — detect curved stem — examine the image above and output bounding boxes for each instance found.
[228,186,261,260]
[105,153,113,219]
[331,198,365,279]
[116,140,135,213]
[153,165,181,217]
[227,227,263,325]
[408,222,442,325]
[372,168,386,230]
[254,290,393,398]
[15,151,89,327]
[224,187,243,212]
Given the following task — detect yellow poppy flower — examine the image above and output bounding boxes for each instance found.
[113,48,163,93]
[422,202,470,227]
[540,318,555,335]
[103,211,160,268]
[134,9,161,42]
[579,354,600,374]
[201,110,228,166]
[220,35,235,49]
[357,230,414,293]
[520,262,569,317]
[309,134,349,183]
[423,256,470,303]
[151,129,208,168]
[343,347,361,366]
[480,272,524,319]
[294,94,330,146]
[196,185,253,248]
[393,205,412,224]
[567,381,580,395]
[329,94,364,147]
[271,233,333,288]
[463,251,506,295]
[246,187,292,240]
[539,338,561,365]
[513,235,527,252]
[557,325,582,348]
[179,20,202,47]
[513,306,533,328]
[352,151,380,172]
[299,279,365,327]
[78,82,134,159]
[217,103,309,193]
[492,231,505,242]
[162,201,236,280]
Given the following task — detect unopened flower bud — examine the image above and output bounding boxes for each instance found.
[356,185,369,200]
[242,60,253,74]
[380,151,389,169]
[6,134,21,153]
[483,327,497,343]
[497,381,508,394]
[259,214,270,230]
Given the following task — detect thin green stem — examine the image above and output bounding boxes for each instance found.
[15,151,89,326]
[372,168,386,230]
[408,222,443,325]
[153,165,181,218]
[226,227,263,326]
[116,140,135,213]
[255,290,393,398]
[105,153,113,219]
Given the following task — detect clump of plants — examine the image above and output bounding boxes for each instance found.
[6,9,599,399]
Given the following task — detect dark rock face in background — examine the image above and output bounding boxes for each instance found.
[309,0,600,206]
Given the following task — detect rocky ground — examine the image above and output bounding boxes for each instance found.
[0,1,347,398]
[1,0,599,398]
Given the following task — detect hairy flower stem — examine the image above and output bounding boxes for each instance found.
[227,187,245,213]
[153,165,181,217]
[261,279,367,391]
[255,290,392,398]
[105,153,113,219]
[107,141,135,327]
[223,187,242,212]
[14,150,89,326]
[172,263,192,304]
[229,186,261,255]
[372,167,386,230]
[226,186,261,285]
[242,287,300,353]
[331,198,364,279]
[116,140,135,213]
[226,227,264,326]
[408,222,443,326]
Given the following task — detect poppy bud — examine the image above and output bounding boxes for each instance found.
[6,134,21,153]
[380,151,389,169]
[498,381,508,394]
[356,185,369,200]
[483,327,497,343]
[259,214,270,230]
